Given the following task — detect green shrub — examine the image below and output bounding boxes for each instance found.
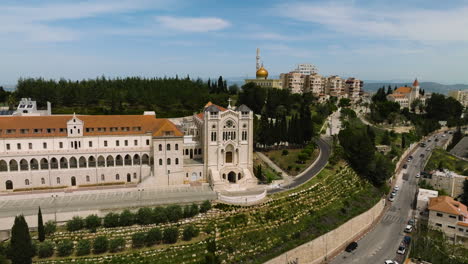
[93,236,108,254]
[103,212,119,228]
[57,239,74,257]
[190,203,199,217]
[109,237,126,253]
[119,209,134,226]
[282,149,289,156]
[163,227,179,244]
[76,239,91,256]
[85,214,101,232]
[66,216,84,232]
[136,207,153,225]
[132,232,147,248]
[182,225,200,241]
[152,207,167,224]
[183,204,191,218]
[44,221,56,236]
[166,205,183,222]
[37,241,54,258]
[199,200,211,213]
[145,228,162,246]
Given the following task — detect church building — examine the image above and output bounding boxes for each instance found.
[387,79,426,109]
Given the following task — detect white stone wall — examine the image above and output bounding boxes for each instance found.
[152,137,184,185]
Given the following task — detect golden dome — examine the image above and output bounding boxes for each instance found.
[256,66,268,79]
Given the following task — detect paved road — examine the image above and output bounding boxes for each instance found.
[331,131,452,264]
[268,137,331,194]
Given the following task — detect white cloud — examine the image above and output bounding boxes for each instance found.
[155,16,230,32]
[273,2,468,42]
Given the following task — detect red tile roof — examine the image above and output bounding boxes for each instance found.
[429,196,468,216]
[195,102,227,120]
[394,87,412,94]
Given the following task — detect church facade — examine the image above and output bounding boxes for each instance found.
[387,79,426,109]
[0,100,255,192]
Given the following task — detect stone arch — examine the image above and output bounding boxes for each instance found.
[133,154,140,165]
[40,158,49,170]
[97,156,105,167]
[175,158,179,165]
[115,155,123,166]
[142,154,149,165]
[5,180,13,190]
[0,160,7,171]
[71,176,77,186]
[50,158,58,169]
[227,171,236,183]
[106,155,114,167]
[79,156,87,168]
[191,172,197,181]
[20,159,29,171]
[238,173,242,180]
[124,154,132,166]
[127,173,131,182]
[25,179,30,185]
[69,157,77,168]
[167,158,171,165]
[30,158,39,170]
[116,174,120,180]
[88,156,96,167]
[225,144,234,163]
[60,157,68,169]
[9,160,18,171]
[56,177,61,184]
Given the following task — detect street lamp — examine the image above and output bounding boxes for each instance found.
[138,188,144,203]
[51,194,58,222]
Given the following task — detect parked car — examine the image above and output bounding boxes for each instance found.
[416,173,420,178]
[389,196,395,202]
[420,154,425,158]
[403,164,408,169]
[391,191,397,197]
[403,235,412,245]
[409,155,413,159]
[397,245,406,254]
[449,131,453,134]
[345,241,358,252]
[435,138,439,142]
[394,186,400,191]
[385,260,399,264]
[404,225,413,233]
[408,219,415,226]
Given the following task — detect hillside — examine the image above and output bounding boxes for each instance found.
[363,81,468,95]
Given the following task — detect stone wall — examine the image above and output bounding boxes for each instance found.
[265,199,385,264]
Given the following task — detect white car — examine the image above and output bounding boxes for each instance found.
[394,186,400,191]
[416,173,420,178]
[404,225,413,233]
[388,196,395,202]
[385,261,399,264]
[397,245,406,254]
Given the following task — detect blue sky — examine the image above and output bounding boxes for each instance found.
[1,0,468,84]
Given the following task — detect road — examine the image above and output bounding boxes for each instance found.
[331,131,452,264]
[268,137,331,194]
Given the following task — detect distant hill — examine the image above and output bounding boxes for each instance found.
[363,81,468,95]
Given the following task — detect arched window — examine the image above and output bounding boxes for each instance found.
[79,156,87,168]
[88,156,96,167]
[124,155,132,166]
[115,155,123,166]
[158,144,162,151]
[69,157,77,168]
[57,177,61,184]
[142,154,149,165]
[167,158,171,165]
[30,159,39,170]
[86,175,90,182]
[50,158,58,169]
[159,159,163,165]
[106,155,114,167]
[175,144,179,150]
[133,173,137,179]
[199,148,202,155]
[97,156,105,167]
[116,174,120,180]
[25,179,30,185]
[20,159,29,171]
[133,154,140,165]
[41,178,45,184]
[185,149,189,155]
[101,174,105,181]
[175,158,179,165]
[40,158,49,170]
[0,160,7,171]
[166,144,171,151]
[5,180,13,190]
[9,160,18,171]
[60,157,68,169]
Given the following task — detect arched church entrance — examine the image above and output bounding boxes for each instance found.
[227,171,236,183]
[71,176,76,186]
[191,172,197,181]
[5,180,13,190]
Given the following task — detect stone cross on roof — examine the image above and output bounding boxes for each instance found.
[228,98,232,110]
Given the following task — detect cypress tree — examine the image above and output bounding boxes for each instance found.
[10,215,34,264]
[38,207,45,242]
[401,134,406,149]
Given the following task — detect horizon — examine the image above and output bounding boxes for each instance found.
[1,0,468,84]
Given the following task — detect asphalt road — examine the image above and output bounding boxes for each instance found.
[331,131,452,264]
[268,137,331,194]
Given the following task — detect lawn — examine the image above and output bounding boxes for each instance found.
[263,147,319,176]
[425,148,468,175]
[253,154,282,183]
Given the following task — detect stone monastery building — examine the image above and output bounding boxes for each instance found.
[0,99,255,192]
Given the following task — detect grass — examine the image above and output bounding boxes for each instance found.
[263,147,319,176]
[253,154,282,183]
[425,148,468,175]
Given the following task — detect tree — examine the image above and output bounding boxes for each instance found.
[66,216,84,232]
[136,207,153,225]
[93,236,109,254]
[85,214,101,232]
[165,205,183,222]
[145,228,162,246]
[76,240,91,256]
[163,227,179,244]
[401,134,406,149]
[200,200,212,213]
[109,238,126,253]
[10,215,34,264]
[152,207,168,224]
[338,98,351,107]
[461,179,468,206]
[37,241,54,258]
[37,207,45,242]
[44,221,56,236]
[119,209,134,226]
[132,232,147,248]
[381,131,391,145]
[103,212,119,228]
[183,225,200,241]
[56,239,74,257]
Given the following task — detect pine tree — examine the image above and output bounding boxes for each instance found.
[461,179,468,206]
[10,215,34,264]
[401,134,406,149]
[38,207,45,242]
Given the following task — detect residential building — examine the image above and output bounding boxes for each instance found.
[425,169,467,199]
[416,188,438,212]
[428,196,468,246]
[292,63,317,75]
[325,75,344,97]
[344,78,364,99]
[0,100,255,192]
[448,90,468,107]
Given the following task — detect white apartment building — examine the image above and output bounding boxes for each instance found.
[448,90,468,107]
[0,100,255,192]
